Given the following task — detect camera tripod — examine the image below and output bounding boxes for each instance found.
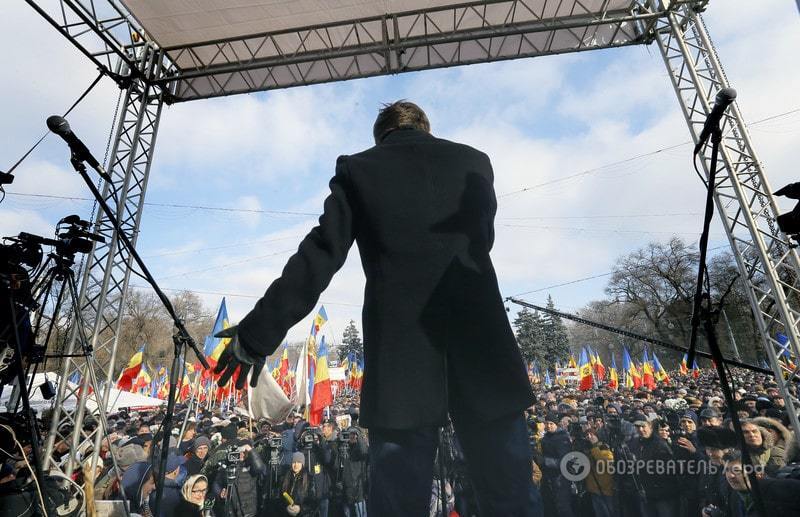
[0,218,134,517]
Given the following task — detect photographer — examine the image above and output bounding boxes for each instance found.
[335,425,369,517]
[209,437,261,517]
[253,431,288,515]
[673,411,703,517]
[584,429,616,517]
[299,424,333,517]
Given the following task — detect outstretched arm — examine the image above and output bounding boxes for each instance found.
[238,156,357,357]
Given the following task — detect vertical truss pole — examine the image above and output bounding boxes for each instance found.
[44,45,165,475]
[654,4,800,445]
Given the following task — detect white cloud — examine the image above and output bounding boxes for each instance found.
[0,208,54,240]
[1,0,796,347]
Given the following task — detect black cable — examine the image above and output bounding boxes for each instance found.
[506,297,772,374]
[693,152,708,188]
[2,71,104,177]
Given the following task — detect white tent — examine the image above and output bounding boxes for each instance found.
[1,372,163,416]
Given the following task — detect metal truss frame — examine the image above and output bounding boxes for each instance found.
[156,0,664,102]
[43,47,164,476]
[654,2,800,444]
[25,0,800,475]
[23,0,155,83]
[26,0,682,102]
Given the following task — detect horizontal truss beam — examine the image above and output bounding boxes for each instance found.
[26,0,711,102]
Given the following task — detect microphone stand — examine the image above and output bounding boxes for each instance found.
[63,150,210,511]
[685,123,766,516]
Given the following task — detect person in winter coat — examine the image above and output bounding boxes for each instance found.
[750,416,798,472]
[185,435,211,476]
[673,411,704,517]
[584,430,615,517]
[740,420,778,474]
[121,461,155,517]
[540,413,574,517]
[148,454,187,517]
[697,427,744,517]
[721,449,800,517]
[177,474,209,517]
[631,418,678,517]
[281,451,317,516]
[210,441,260,517]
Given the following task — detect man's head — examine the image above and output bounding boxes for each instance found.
[183,422,196,441]
[322,420,336,439]
[634,419,652,439]
[193,436,211,460]
[740,421,763,448]
[373,101,430,143]
[679,413,697,434]
[700,407,723,427]
[544,413,559,433]
[723,450,763,492]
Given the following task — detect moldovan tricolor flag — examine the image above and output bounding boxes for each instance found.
[680,353,689,375]
[132,364,151,394]
[593,348,606,380]
[641,349,656,390]
[608,355,619,391]
[309,337,333,425]
[117,344,145,392]
[279,343,291,394]
[653,352,670,385]
[204,298,231,369]
[623,347,642,389]
[578,348,593,391]
[777,333,797,373]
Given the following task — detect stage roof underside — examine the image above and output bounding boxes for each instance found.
[35,1,700,103]
[113,0,667,102]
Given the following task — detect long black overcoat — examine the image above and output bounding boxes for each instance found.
[238,128,535,429]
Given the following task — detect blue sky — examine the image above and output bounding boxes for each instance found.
[1,1,798,348]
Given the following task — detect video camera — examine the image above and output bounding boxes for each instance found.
[299,426,322,449]
[1,216,102,278]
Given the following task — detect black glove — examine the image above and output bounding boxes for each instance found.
[213,325,266,389]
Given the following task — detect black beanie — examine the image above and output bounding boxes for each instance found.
[220,424,237,441]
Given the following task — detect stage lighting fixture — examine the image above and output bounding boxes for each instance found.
[774,182,800,238]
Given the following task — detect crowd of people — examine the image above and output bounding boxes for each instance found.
[2,368,800,516]
[528,370,800,517]
[52,398,370,517]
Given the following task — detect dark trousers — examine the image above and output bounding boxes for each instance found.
[367,412,543,517]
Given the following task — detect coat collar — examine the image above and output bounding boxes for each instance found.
[379,127,434,144]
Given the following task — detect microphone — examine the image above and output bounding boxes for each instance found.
[46,115,101,169]
[693,88,736,155]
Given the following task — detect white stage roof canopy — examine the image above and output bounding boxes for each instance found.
[116,0,656,100]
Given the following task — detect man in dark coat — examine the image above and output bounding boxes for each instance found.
[631,419,678,517]
[539,413,575,517]
[214,101,539,516]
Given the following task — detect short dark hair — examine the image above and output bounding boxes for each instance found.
[373,100,430,142]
